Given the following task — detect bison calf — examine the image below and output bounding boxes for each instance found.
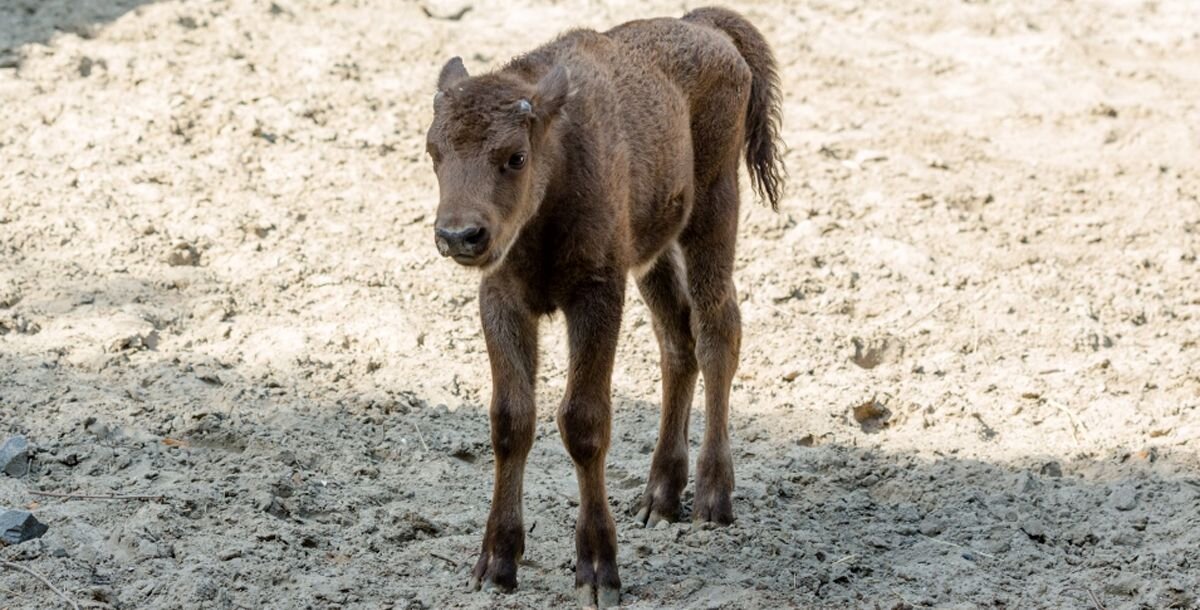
[425,6,784,607]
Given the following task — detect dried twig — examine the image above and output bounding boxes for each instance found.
[550,487,576,504]
[0,560,80,610]
[1046,399,1085,444]
[429,552,460,568]
[909,284,994,331]
[29,490,165,502]
[412,421,431,452]
[919,534,997,559]
[900,300,944,332]
[1064,587,1107,610]
[891,587,916,607]
[831,554,857,565]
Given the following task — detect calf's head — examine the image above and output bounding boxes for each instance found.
[426,57,570,269]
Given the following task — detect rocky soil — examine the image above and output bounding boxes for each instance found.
[2,0,1198,608]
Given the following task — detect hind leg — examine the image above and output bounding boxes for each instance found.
[634,243,698,526]
[680,169,741,525]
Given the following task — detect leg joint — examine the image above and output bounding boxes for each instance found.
[557,400,610,465]
[491,399,535,460]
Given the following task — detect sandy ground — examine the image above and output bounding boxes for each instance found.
[2,0,1199,608]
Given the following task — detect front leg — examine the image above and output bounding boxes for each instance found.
[558,275,624,609]
[471,280,539,592]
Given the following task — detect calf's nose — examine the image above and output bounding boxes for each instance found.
[434,225,489,258]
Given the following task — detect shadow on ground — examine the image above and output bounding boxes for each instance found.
[2,346,1197,610]
[0,0,158,60]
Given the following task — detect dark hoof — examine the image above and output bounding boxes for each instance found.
[470,551,519,593]
[575,583,621,609]
[635,486,682,527]
[692,488,734,525]
[574,537,621,609]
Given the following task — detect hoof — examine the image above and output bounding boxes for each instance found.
[575,583,621,609]
[470,551,518,593]
[692,488,734,525]
[636,481,683,527]
[635,498,680,528]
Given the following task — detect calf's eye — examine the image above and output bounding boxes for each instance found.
[506,152,527,171]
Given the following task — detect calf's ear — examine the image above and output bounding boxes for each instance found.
[437,57,469,92]
[532,65,570,119]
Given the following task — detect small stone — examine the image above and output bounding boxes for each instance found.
[167,241,201,266]
[251,222,275,238]
[865,535,890,549]
[1110,486,1137,511]
[403,512,440,537]
[770,286,802,303]
[1014,471,1040,494]
[851,399,891,433]
[1019,518,1046,543]
[420,0,473,21]
[850,336,904,370]
[1104,574,1139,597]
[0,510,49,545]
[676,577,704,596]
[1,436,30,477]
[686,530,712,547]
[918,515,945,536]
[1111,530,1143,547]
[1039,461,1062,478]
[983,539,1011,554]
[1065,524,1098,547]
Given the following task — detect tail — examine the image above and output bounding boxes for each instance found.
[684,6,786,211]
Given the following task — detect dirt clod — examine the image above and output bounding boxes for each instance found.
[852,399,891,433]
[166,242,201,267]
[1110,485,1138,511]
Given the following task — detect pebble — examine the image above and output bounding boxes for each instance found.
[686,530,713,547]
[1110,485,1138,511]
[1014,471,1040,494]
[1,435,30,477]
[0,509,49,545]
[1019,517,1046,542]
[1104,574,1140,596]
[851,399,891,433]
[1111,530,1143,546]
[421,0,473,21]
[1039,461,1063,478]
[167,241,201,266]
[918,515,945,536]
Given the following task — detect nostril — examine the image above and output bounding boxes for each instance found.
[463,226,487,246]
[435,225,489,257]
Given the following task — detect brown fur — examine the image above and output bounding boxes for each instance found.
[425,7,784,607]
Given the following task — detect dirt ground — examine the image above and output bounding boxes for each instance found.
[2,0,1198,608]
